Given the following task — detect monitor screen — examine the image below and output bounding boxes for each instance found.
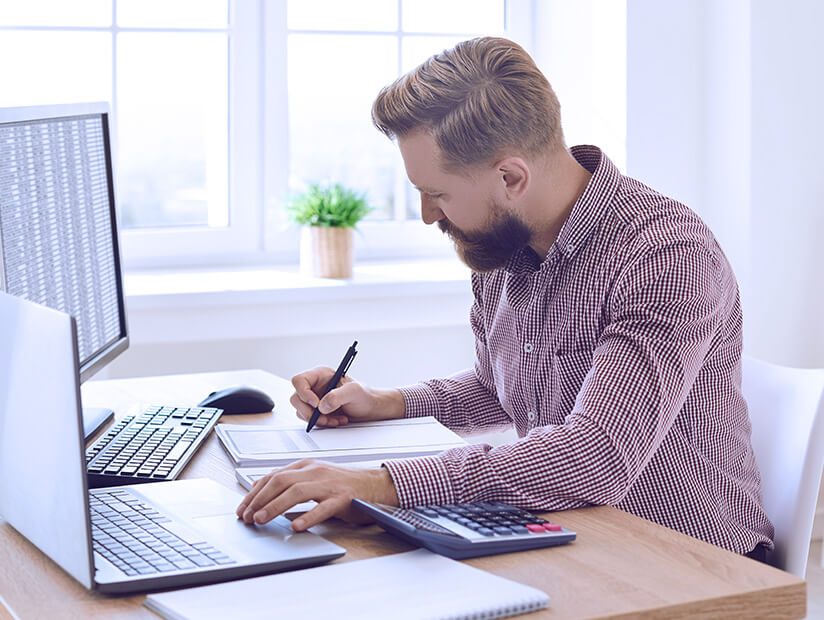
[0,103,128,382]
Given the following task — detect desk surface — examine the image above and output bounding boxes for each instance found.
[0,369,806,619]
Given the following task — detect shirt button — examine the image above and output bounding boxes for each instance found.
[523,343,534,353]
[567,243,575,252]
[527,411,536,422]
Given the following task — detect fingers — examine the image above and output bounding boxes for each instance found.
[291,367,332,409]
[290,392,317,422]
[291,367,355,426]
[250,482,332,525]
[289,393,349,427]
[234,461,377,530]
[316,381,361,415]
[291,497,350,531]
[236,460,313,518]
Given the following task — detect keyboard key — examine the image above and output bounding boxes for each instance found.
[152,561,177,572]
[526,524,546,533]
[191,556,216,567]
[543,523,562,532]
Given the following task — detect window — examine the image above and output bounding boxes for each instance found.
[0,0,255,266]
[271,0,522,262]
[1,1,629,269]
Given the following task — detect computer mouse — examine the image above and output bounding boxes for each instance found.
[198,386,275,415]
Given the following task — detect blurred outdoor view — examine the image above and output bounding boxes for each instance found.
[0,0,504,229]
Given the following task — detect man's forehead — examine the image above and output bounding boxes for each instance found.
[398,132,446,187]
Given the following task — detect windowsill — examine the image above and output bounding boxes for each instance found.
[125,258,471,307]
[123,258,474,344]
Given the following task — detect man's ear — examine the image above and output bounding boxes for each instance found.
[496,157,530,200]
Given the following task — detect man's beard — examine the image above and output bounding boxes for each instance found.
[438,202,532,273]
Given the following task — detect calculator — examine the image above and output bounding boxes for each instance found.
[351,499,576,559]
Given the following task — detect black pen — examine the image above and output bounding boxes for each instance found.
[306,340,358,432]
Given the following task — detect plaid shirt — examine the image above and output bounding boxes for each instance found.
[384,146,774,554]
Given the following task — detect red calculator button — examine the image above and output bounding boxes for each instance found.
[543,523,562,532]
[526,524,546,533]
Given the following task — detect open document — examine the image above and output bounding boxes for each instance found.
[216,417,466,468]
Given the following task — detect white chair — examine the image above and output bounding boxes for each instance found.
[743,355,824,577]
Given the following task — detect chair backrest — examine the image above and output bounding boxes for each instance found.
[743,355,824,577]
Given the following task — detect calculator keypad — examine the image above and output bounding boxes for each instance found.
[412,501,563,538]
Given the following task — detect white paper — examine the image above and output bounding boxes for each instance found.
[230,428,317,455]
[145,549,549,620]
[216,417,466,467]
[308,421,462,451]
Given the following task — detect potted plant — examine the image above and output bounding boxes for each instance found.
[287,183,372,279]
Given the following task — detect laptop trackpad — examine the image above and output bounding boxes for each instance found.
[191,514,330,562]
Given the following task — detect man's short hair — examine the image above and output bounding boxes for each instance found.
[372,36,563,169]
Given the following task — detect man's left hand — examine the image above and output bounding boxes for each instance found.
[235,460,400,531]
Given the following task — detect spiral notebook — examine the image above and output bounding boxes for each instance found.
[144,549,549,620]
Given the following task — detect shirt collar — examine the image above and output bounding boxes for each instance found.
[551,145,621,262]
[498,145,620,275]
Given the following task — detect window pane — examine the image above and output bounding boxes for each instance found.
[288,0,397,32]
[117,0,228,29]
[0,0,111,27]
[401,0,504,33]
[117,33,228,229]
[0,32,111,107]
[401,35,472,73]
[288,34,398,220]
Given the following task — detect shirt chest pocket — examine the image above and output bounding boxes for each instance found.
[548,349,594,424]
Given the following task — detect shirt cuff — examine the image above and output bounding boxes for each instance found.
[383,456,455,507]
[398,383,442,419]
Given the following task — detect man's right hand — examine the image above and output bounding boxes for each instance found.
[290,367,405,427]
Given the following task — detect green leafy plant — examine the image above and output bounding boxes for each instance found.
[286,183,372,228]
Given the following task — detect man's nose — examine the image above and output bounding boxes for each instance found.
[420,195,445,225]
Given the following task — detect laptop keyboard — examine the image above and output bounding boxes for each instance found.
[85,405,222,487]
[90,489,236,576]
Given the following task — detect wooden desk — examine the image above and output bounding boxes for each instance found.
[0,370,806,619]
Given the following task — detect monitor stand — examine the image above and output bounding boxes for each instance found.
[83,407,114,441]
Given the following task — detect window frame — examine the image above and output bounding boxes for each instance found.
[120,0,262,268]
[0,0,535,269]
[259,0,535,265]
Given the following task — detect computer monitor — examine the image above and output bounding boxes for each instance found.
[0,102,128,439]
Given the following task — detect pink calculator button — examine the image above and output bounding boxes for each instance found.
[526,524,546,533]
[543,523,562,532]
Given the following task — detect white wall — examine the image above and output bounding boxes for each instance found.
[627,0,824,368]
[747,0,824,367]
[102,324,475,389]
[98,262,477,388]
[533,0,627,172]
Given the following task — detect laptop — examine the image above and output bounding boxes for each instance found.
[0,292,345,594]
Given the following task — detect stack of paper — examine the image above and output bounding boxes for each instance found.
[216,417,467,468]
[144,549,549,620]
